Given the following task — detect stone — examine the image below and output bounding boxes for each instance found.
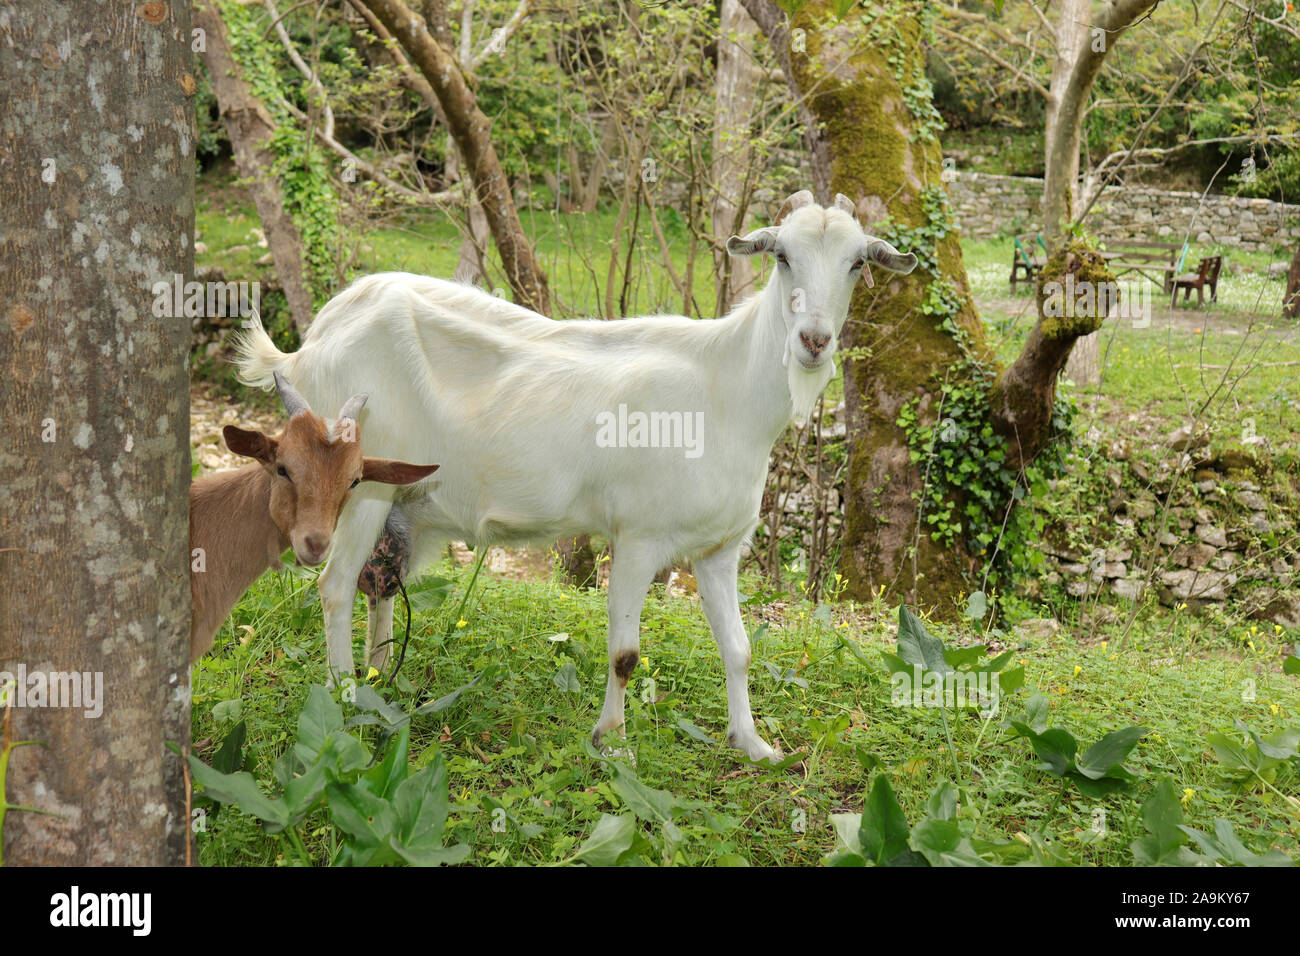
[1129,498,1157,520]
[1196,524,1229,548]
[1249,514,1272,534]
[1211,551,1240,570]
[1169,424,1209,452]
[1171,542,1217,568]
[1066,579,1090,597]
[1112,579,1145,601]
[1159,569,1237,601]
[1015,618,1062,640]
[1237,490,1268,511]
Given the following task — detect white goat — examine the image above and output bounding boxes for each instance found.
[234,190,917,761]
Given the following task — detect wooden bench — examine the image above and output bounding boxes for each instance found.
[1099,240,1189,294]
[1170,255,1222,308]
[1010,232,1046,290]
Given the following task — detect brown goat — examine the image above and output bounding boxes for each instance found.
[188,373,438,661]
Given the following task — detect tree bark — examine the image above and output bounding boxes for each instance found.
[1041,0,1160,239]
[196,0,317,335]
[361,0,552,314]
[1284,244,1300,319]
[1047,0,1100,386]
[742,0,1115,613]
[713,0,759,314]
[0,0,193,864]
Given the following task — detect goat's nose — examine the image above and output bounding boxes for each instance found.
[302,534,328,559]
[799,331,831,357]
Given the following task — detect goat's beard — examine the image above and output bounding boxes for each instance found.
[788,357,835,426]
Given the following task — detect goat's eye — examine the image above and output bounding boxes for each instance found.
[775,251,788,265]
[852,258,865,271]
[277,464,290,481]
[350,478,360,489]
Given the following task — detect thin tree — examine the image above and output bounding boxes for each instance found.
[361,0,552,314]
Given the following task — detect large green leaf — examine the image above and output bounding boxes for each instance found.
[1076,726,1148,780]
[858,774,915,865]
[1180,819,1294,867]
[609,763,675,825]
[187,758,290,830]
[897,605,953,676]
[568,813,637,866]
[909,818,992,867]
[1131,778,1200,866]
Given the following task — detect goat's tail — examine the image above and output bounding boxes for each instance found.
[231,310,293,388]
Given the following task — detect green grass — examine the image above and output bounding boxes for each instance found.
[190,557,1299,867]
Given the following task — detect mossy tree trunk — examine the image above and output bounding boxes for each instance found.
[743,0,1113,614]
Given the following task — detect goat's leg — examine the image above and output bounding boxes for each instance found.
[592,542,660,750]
[318,495,392,686]
[694,544,780,763]
[365,595,396,672]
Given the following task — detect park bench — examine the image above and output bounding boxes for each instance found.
[1010,232,1047,290]
[1098,240,1188,294]
[1170,254,1222,308]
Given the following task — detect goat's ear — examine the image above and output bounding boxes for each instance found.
[726,227,779,258]
[863,237,919,276]
[361,458,440,485]
[223,425,277,464]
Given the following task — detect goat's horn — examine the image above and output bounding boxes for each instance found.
[833,193,857,217]
[274,371,311,418]
[337,393,369,423]
[774,189,815,225]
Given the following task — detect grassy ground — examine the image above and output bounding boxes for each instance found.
[191,177,1299,867]
[191,556,1299,867]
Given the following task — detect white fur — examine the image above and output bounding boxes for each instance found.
[234,198,916,761]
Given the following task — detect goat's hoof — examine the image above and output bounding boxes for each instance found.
[728,729,781,765]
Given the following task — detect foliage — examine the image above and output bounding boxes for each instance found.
[188,686,469,865]
[216,0,345,304]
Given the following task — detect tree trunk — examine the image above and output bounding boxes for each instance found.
[743,0,1116,613]
[1047,0,1099,385]
[196,0,317,335]
[0,0,193,864]
[362,0,552,314]
[744,0,988,611]
[712,0,759,314]
[1284,244,1300,319]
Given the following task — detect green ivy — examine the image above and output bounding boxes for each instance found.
[877,187,1076,595]
[218,1,344,306]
